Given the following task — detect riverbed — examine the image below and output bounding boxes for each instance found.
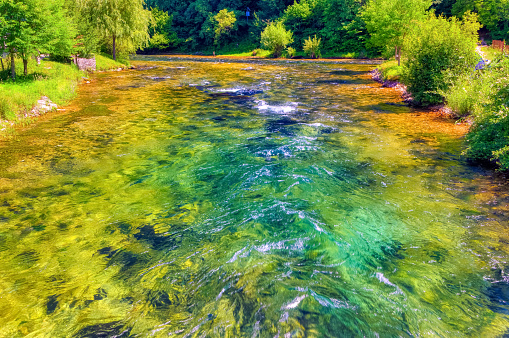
[0,57,508,337]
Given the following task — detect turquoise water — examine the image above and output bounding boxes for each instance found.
[0,57,509,337]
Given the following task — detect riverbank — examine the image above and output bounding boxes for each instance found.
[373,51,509,171]
[370,61,473,121]
[0,55,129,136]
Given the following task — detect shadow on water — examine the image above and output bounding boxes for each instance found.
[76,321,130,338]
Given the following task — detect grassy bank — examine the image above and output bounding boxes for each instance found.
[221,49,368,59]
[0,54,129,135]
[377,60,404,81]
[0,58,83,121]
[95,53,130,71]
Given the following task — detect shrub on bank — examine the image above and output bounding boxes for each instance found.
[378,60,404,81]
[303,35,321,59]
[286,47,297,58]
[261,22,293,58]
[464,57,509,170]
[402,12,480,105]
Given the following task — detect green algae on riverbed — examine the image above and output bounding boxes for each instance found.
[0,57,508,337]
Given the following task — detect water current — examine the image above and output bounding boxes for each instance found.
[1,57,509,337]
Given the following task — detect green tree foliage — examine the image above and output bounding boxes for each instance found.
[143,0,295,51]
[139,0,375,54]
[462,57,509,170]
[76,0,151,60]
[283,0,324,48]
[261,21,293,57]
[361,0,431,65]
[213,8,237,46]
[321,0,366,54]
[148,7,178,51]
[402,12,480,105]
[0,0,75,79]
[303,34,321,58]
[48,1,78,61]
[430,0,456,16]
[452,0,509,41]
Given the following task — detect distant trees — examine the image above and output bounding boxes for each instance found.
[213,9,237,46]
[261,21,293,57]
[93,0,507,55]
[451,0,509,40]
[147,7,178,51]
[320,0,366,54]
[282,0,323,48]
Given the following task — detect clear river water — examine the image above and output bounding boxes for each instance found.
[1,57,509,337]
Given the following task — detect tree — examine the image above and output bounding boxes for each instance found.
[147,7,178,51]
[465,58,509,170]
[361,0,432,65]
[213,9,237,46]
[452,0,509,41]
[45,0,78,61]
[261,21,293,57]
[77,0,151,60]
[0,0,73,79]
[283,0,325,49]
[320,0,367,54]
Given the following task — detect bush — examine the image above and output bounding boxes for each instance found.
[440,66,492,117]
[285,46,296,58]
[260,22,293,58]
[402,12,480,105]
[303,35,321,59]
[464,57,509,170]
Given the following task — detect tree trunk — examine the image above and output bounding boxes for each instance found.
[23,59,28,76]
[395,45,401,66]
[10,53,15,81]
[112,35,116,61]
[0,58,4,71]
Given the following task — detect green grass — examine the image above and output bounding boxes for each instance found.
[378,60,404,81]
[0,58,83,122]
[222,49,272,57]
[95,53,130,71]
[479,46,505,62]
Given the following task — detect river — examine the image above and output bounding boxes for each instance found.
[0,57,508,337]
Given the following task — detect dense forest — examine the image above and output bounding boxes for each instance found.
[142,0,509,54]
[1,0,508,63]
